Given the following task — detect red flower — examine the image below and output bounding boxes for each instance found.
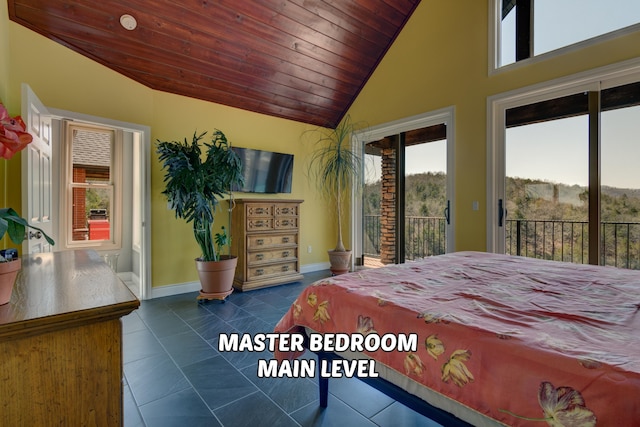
[0,103,33,160]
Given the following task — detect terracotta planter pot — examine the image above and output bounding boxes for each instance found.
[328,249,352,275]
[0,258,21,305]
[195,255,237,300]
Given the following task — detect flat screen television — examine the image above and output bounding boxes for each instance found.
[231,147,294,193]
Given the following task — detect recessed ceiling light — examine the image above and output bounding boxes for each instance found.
[120,14,137,31]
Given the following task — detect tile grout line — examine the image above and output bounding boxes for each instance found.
[129,306,225,425]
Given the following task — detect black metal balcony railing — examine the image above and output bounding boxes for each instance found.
[364,215,447,260]
[405,216,447,260]
[506,219,640,270]
[363,215,382,255]
[364,215,640,270]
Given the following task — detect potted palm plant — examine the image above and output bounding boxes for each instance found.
[0,208,55,304]
[305,115,364,275]
[156,130,244,300]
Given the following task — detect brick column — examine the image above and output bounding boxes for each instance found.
[380,147,396,264]
[72,168,88,241]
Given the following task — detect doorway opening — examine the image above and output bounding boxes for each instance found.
[363,125,449,267]
[353,108,455,269]
[21,85,152,299]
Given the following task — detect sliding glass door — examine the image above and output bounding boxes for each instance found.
[505,100,589,263]
[360,115,453,267]
[601,102,640,268]
[495,80,640,269]
[404,137,448,261]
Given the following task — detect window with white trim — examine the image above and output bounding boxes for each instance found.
[62,122,122,250]
[493,0,640,69]
[487,59,640,269]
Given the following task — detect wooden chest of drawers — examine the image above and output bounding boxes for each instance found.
[231,199,304,291]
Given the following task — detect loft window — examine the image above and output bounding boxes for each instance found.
[496,0,640,68]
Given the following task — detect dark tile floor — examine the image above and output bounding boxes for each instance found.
[122,270,442,427]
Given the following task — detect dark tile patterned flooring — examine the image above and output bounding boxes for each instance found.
[122,270,442,427]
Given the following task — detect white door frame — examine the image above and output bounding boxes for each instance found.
[29,102,152,300]
[352,107,456,268]
[486,57,640,253]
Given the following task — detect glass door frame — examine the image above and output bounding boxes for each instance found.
[352,107,456,268]
[487,57,640,256]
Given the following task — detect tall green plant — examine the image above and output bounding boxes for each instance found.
[156,130,244,262]
[305,115,363,252]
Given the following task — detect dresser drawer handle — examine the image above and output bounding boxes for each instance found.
[281,220,290,226]
[282,251,290,258]
[256,253,264,261]
[254,220,267,228]
[256,268,264,276]
[280,208,291,214]
[256,239,264,246]
[282,237,290,243]
[282,265,290,272]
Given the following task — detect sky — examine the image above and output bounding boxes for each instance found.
[507,106,640,189]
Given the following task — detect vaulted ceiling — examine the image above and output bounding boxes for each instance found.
[8,0,420,127]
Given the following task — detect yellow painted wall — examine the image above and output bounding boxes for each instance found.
[0,2,9,107]
[0,0,7,213]
[150,92,317,286]
[0,2,335,287]
[347,1,640,251]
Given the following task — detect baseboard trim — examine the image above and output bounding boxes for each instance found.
[150,281,201,299]
[116,271,139,284]
[148,263,330,299]
[301,262,330,274]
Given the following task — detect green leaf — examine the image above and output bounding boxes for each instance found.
[0,207,55,246]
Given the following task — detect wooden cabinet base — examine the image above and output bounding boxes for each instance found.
[0,250,139,427]
[0,319,123,426]
[233,272,304,291]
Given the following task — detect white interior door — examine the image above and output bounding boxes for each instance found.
[21,84,53,254]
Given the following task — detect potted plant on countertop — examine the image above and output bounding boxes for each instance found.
[156,129,244,301]
[0,102,55,305]
[304,115,365,275]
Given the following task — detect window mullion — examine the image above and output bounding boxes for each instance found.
[588,91,601,265]
[515,0,533,61]
[395,133,406,264]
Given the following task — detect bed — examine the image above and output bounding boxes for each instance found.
[274,251,640,426]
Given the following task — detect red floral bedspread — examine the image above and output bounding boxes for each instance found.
[274,251,640,426]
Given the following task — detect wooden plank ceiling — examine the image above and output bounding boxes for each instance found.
[8,0,420,128]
